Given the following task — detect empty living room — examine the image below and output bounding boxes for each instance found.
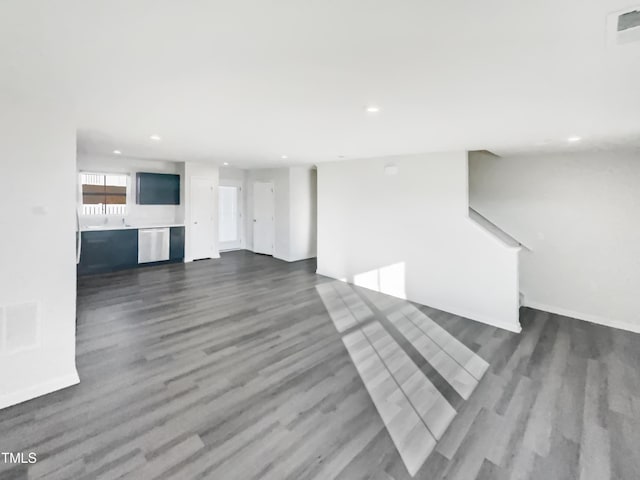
[1,1,640,479]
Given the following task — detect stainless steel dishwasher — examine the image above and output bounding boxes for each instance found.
[138,228,170,264]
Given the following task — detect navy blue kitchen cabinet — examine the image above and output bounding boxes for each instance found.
[78,229,138,275]
[78,226,185,276]
[136,173,180,205]
[170,227,185,261]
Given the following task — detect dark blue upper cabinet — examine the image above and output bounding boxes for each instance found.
[136,173,181,205]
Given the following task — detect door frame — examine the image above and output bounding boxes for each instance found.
[218,179,244,252]
[252,181,275,256]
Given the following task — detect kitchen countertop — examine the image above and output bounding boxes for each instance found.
[80,223,185,232]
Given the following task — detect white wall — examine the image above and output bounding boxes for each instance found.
[0,95,79,409]
[469,150,640,333]
[183,162,220,262]
[289,167,317,261]
[317,152,521,332]
[77,154,184,228]
[219,166,247,184]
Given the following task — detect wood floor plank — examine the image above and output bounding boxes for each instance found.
[342,329,435,477]
[388,310,479,400]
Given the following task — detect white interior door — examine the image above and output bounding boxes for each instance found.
[219,184,242,251]
[253,182,274,255]
[191,176,216,260]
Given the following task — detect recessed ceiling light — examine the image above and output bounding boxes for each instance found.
[223,162,229,166]
[150,134,162,141]
[567,136,582,142]
[366,106,380,113]
[281,155,288,159]
[113,150,122,155]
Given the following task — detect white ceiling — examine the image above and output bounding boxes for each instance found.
[2,0,639,168]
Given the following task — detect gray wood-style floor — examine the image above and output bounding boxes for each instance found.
[1,251,639,479]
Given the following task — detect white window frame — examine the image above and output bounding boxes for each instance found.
[79,171,131,217]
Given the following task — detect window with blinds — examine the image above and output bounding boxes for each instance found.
[81,173,129,215]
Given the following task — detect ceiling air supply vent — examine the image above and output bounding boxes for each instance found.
[618,10,640,31]
[609,7,640,45]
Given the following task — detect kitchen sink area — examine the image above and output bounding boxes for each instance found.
[77,169,187,276]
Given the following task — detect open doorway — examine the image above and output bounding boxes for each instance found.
[218,182,243,251]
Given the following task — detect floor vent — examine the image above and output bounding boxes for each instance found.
[609,7,640,45]
[1,302,40,354]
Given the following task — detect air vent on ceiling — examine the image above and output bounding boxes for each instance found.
[608,7,640,45]
[618,10,640,31]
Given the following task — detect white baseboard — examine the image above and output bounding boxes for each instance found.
[423,300,522,333]
[523,300,640,334]
[315,268,342,279]
[184,254,220,263]
[283,255,317,263]
[272,254,317,263]
[0,369,80,410]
